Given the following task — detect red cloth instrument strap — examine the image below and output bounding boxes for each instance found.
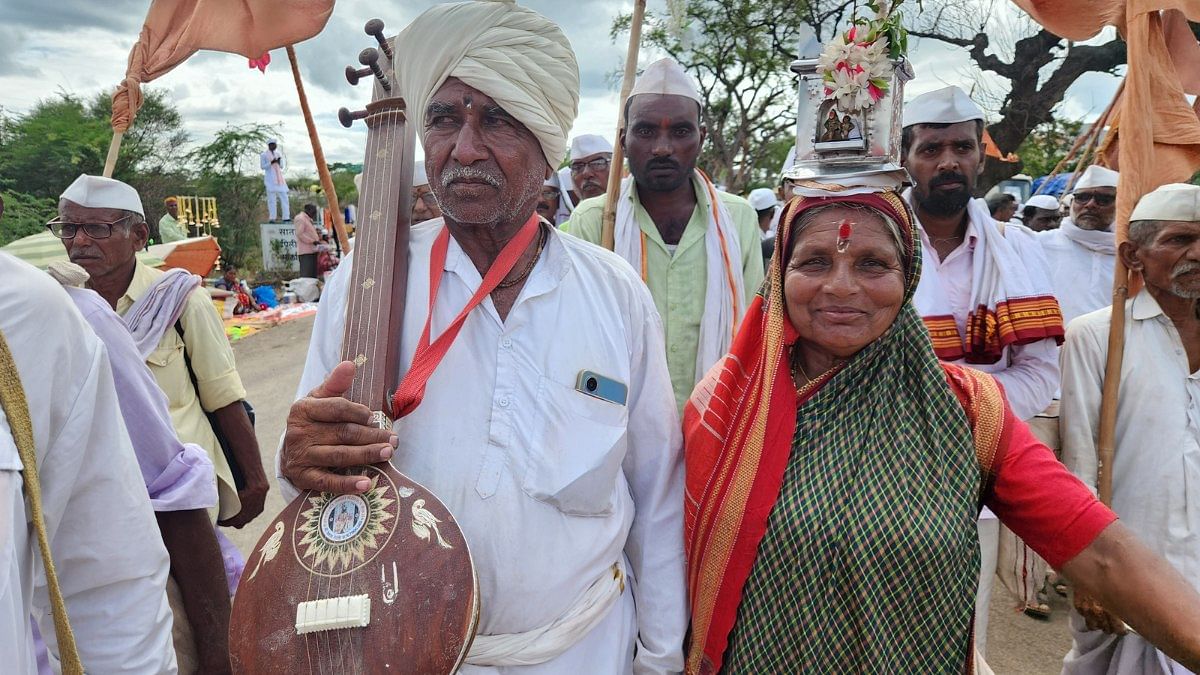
[389,213,541,418]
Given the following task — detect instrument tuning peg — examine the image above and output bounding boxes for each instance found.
[364,18,393,60]
[345,64,372,86]
[358,48,391,92]
[338,107,368,128]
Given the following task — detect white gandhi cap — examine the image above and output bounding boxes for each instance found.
[629,58,702,104]
[748,188,778,211]
[569,135,613,161]
[413,160,429,188]
[59,174,145,218]
[903,86,984,128]
[1130,183,1200,222]
[1073,165,1119,191]
[1025,195,1061,211]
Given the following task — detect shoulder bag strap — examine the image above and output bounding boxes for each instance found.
[0,330,84,674]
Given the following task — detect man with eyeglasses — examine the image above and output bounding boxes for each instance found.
[1038,165,1119,326]
[537,172,569,225]
[567,134,613,203]
[50,173,268,543]
[411,159,442,224]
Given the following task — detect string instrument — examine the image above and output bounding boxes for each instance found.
[230,19,479,674]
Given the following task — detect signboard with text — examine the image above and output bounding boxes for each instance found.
[261,222,299,271]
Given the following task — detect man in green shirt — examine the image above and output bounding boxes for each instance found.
[566,58,763,411]
[159,196,187,243]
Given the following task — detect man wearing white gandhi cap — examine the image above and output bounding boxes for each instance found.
[1060,182,1200,674]
[1039,165,1121,326]
[280,2,687,672]
[568,56,764,412]
[901,85,1066,649]
[567,133,614,203]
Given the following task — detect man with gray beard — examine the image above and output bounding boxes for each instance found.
[1060,182,1200,674]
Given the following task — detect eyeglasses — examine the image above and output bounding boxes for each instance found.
[1072,191,1115,207]
[46,215,135,240]
[570,157,611,174]
[539,189,561,201]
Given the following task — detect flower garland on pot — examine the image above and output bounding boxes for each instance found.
[818,1,910,112]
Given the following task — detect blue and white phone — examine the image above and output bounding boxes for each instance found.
[575,370,628,406]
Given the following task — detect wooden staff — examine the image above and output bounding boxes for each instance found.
[287,45,352,254]
[600,0,648,251]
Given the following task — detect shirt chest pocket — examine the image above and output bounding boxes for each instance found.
[522,376,629,517]
[146,340,188,407]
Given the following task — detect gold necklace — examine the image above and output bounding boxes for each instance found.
[496,224,547,289]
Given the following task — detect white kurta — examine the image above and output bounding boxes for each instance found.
[260,149,288,192]
[1037,220,1117,326]
[283,222,688,673]
[1060,290,1199,674]
[0,253,175,674]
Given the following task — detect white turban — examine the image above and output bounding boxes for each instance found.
[393,0,579,168]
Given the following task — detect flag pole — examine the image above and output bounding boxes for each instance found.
[600,0,647,251]
[287,45,352,254]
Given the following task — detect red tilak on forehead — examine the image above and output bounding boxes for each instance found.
[837,219,853,253]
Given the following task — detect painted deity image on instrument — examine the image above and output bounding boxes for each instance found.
[295,465,397,576]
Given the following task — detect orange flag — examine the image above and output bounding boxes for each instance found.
[111,0,335,133]
[1012,0,1200,228]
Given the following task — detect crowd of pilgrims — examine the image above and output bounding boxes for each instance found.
[4,1,1200,673]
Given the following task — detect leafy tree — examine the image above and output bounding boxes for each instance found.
[1015,118,1085,179]
[188,124,277,270]
[0,191,56,247]
[0,89,187,200]
[614,0,1134,194]
[613,0,861,194]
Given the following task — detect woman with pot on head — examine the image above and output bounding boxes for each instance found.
[682,187,1200,674]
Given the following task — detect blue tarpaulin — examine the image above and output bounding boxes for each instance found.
[1031,173,1076,197]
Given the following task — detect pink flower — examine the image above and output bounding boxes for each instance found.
[846,25,858,42]
[868,82,885,102]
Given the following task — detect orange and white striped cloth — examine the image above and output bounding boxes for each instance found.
[911,195,1064,364]
[614,170,745,382]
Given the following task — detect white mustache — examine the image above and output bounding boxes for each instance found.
[441,166,501,189]
[1172,261,1200,279]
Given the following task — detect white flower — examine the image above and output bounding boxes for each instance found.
[829,66,872,111]
[817,35,854,72]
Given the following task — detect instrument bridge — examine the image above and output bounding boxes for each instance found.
[295,595,372,635]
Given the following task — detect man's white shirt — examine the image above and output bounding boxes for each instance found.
[283,221,688,674]
[1060,290,1199,674]
[914,215,1060,422]
[1037,222,1116,326]
[0,253,175,674]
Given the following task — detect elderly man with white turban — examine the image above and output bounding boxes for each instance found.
[568,57,764,413]
[278,2,687,673]
[1060,183,1200,674]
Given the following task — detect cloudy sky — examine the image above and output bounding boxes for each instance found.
[0,0,1122,178]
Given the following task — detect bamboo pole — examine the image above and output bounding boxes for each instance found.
[600,0,648,251]
[287,46,352,254]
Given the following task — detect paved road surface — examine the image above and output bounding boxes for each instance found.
[226,314,1075,674]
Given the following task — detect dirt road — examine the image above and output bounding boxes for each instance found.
[226,315,1075,674]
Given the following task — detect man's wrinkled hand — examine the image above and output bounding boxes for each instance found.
[281,361,398,495]
[1074,589,1128,635]
[218,480,269,528]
